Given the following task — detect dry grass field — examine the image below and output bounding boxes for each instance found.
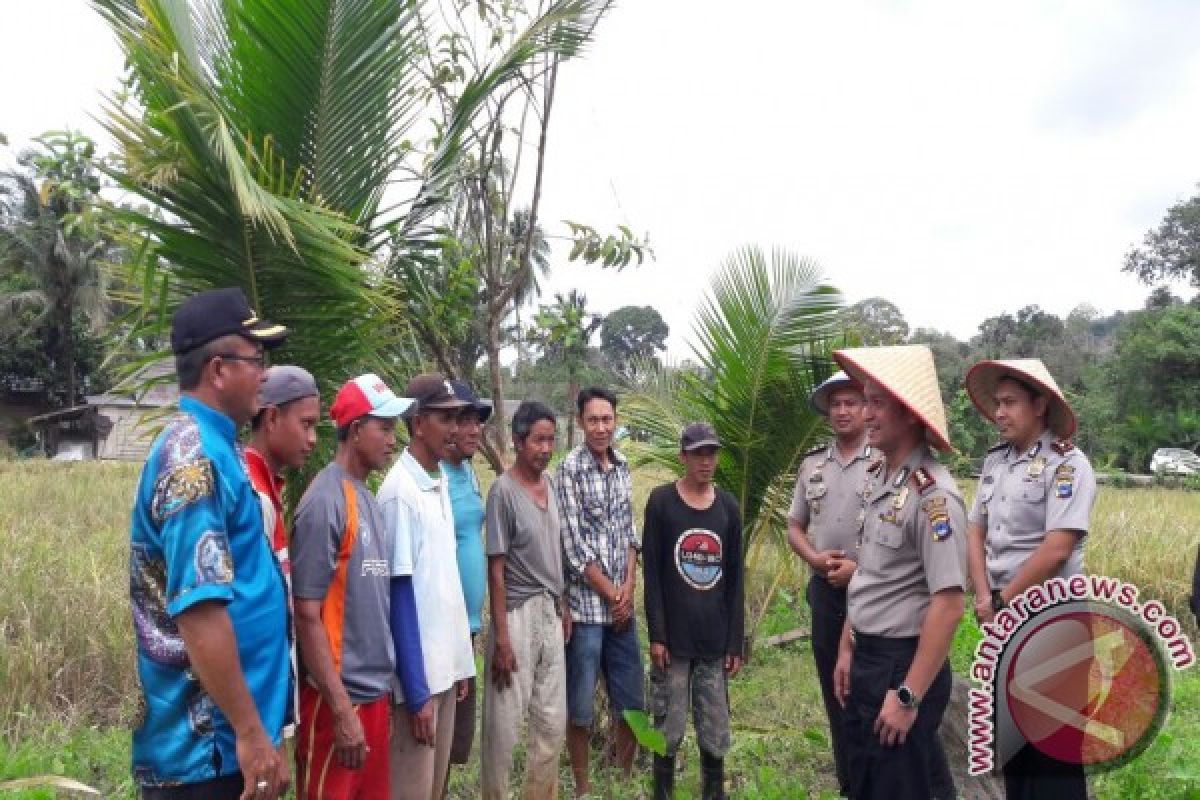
[0,460,1197,798]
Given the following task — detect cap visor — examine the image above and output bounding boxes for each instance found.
[425,398,470,410]
[372,396,417,419]
[683,439,721,451]
[474,403,493,423]
[245,320,289,348]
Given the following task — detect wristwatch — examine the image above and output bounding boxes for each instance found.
[896,684,920,710]
[991,589,1008,613]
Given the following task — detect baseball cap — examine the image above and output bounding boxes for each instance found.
[449,379,492,422]
[405,373,469,411]
[171,287,288,355]
[681,422,721,451]
[329,374,416,427]
[258,365,318,408]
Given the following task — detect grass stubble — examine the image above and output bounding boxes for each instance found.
[1,462,1197,798]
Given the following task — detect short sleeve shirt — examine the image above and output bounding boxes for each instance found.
[847,447,967,638]
[969,431,1096,589]
[378,450,475,700]
[291,462,394,703]
[788,439,877,569]
[130,397,290,788]
[485,471,565,611]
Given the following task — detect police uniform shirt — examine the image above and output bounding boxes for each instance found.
[788,439,876,570]
[968,429,1096,590]
[847,447,967,638]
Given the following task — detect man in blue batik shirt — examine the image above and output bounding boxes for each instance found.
[129,288,291,800]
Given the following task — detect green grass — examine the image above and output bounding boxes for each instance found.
[1,461,1197,798]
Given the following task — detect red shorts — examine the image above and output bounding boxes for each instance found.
[295,684,390,800]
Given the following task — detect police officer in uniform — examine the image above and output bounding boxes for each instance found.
[787,371,874,797]
[832,345,965,800]
[964,358,1097,800]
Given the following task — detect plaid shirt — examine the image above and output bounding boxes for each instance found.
[555,444,640,625]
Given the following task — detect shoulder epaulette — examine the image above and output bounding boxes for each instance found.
[911,466,937,495]
[987,441,1008,453]
[1052,439,1075,456]
[803,443,828,458]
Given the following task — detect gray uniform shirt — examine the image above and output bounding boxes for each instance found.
[486,472,565,611]
[968,430,1096,589]
[788,439,877,572]
[290,462,394,703]
[847,447,967,638]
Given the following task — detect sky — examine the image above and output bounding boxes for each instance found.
[4,0,1200,358]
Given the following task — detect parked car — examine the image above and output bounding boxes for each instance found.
[1149,447,1200,476]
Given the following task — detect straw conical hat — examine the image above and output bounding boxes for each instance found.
[833,345,952,452]
[964,358,1076,440]
[809,371,863,416]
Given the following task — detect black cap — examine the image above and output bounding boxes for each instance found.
[171,288,288,355]
[449,379,492,422]
[681,422,721,451]
[405,373,469,411]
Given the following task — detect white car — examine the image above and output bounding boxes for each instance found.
[1149,448,1200,476]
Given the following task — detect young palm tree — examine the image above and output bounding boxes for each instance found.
[92,0,607,405]
[623,246,843,631]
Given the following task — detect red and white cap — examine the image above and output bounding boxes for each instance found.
[329,373,416,427]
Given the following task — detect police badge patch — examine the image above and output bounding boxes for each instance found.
[1054,464,1076,498]
[923,496,952,541]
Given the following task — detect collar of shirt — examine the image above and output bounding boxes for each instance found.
[400,447,445,491]
[244,446,285,508]
[575,443,627,472]
[1003,430,1054,465]
[179,394,237,444]
[870,446,928,504]
[826,438,872,468]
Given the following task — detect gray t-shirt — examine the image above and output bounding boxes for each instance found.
[485,471,565,611]
[290,462,394,703]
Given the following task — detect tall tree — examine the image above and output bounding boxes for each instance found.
[0,132,116,406]
[842,296,908,345]
[1124,185,1200,288]
[399,0,648,470]
[600,305,668,373]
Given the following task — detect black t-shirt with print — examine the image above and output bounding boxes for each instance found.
[643,483,745,660]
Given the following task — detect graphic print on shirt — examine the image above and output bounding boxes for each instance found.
[674,528,724,590]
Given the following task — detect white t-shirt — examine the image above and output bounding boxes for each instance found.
[378,448,476,700]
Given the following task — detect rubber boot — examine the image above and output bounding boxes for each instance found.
[701,751,726,800]
[652,754,675,800]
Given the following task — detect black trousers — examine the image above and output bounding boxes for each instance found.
[141,773,244,800]
[808,576,851,795]
[843,633,955,800]
[1003,741,1088,800]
